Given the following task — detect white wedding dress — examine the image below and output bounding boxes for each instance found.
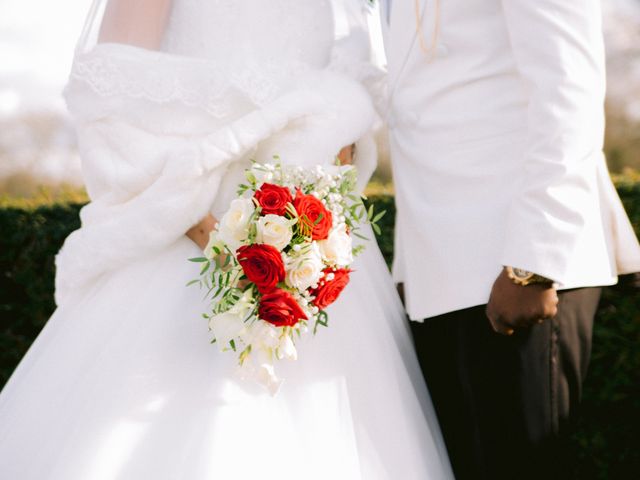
[0,1,452,478]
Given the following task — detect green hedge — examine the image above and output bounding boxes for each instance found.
[1,183,639,479]
[0,203,82,385]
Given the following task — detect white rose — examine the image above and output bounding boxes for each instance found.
[249,164,275,186]
[254,362,282,396]
[256,214,293,251]
[318,224,353,267]
[208,311,245,349]
[204,230,224,259]
[233,290,256,315]
[255,170,275,185]
[208,290,255,348]
[284,243,323,291]
[276,334,298,361]
[240,319,280,350]
[236,354,283,396]
[218,198,255,250]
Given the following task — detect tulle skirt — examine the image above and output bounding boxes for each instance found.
[0,232,452,479]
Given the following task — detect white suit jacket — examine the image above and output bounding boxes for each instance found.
[381,0,640,320]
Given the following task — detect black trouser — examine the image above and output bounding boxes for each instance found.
[411,288,602,480]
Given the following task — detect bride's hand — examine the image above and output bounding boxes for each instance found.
[186,213,217,251]
[337,144,356,165]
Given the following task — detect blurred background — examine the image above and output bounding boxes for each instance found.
[1,0,639,198]
[0,0,88,196]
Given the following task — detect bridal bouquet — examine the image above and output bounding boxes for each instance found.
[189,160,383,393]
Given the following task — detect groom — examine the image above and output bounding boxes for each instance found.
[380,1,640,479]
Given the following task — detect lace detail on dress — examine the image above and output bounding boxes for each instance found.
[65,0,354,121]
[67,43,311,119]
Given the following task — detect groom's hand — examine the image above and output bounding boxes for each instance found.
[486,269,559,335]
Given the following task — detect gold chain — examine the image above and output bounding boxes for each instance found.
[414,0,441,58]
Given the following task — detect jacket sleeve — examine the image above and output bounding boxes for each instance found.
[328,0,385,192]
[499,0,607,283]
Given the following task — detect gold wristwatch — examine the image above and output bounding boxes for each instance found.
[505,266,553,287]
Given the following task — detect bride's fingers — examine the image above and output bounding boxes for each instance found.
[337,144,356,165]
[187,213,218,250]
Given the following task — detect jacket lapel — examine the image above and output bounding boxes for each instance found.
[379,0,391,56]
[387,0,427,94]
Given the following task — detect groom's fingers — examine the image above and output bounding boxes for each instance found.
[485,310,515,336]
[485,299,515,335]
[494,321,515,336]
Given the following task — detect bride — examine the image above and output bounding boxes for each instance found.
[0,1,452,478]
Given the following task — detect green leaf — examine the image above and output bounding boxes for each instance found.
[372,209,387,223]
[199,260,211,275]
[353,231,370,241]
[188,257,208,263]
[313,310,329,335]
[367,203,374,220]
[185,279,200,287]
[213,285,224,298]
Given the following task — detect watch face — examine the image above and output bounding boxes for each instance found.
[512,268,533,280]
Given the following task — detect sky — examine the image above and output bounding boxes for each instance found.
[0,0,93,115]
[0,0,387,117]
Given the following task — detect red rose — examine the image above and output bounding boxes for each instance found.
[236,244,285,292]
[293,189,333,241]
[254,183,293,216]
[310,268,351,310]
[259,289,308,327]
